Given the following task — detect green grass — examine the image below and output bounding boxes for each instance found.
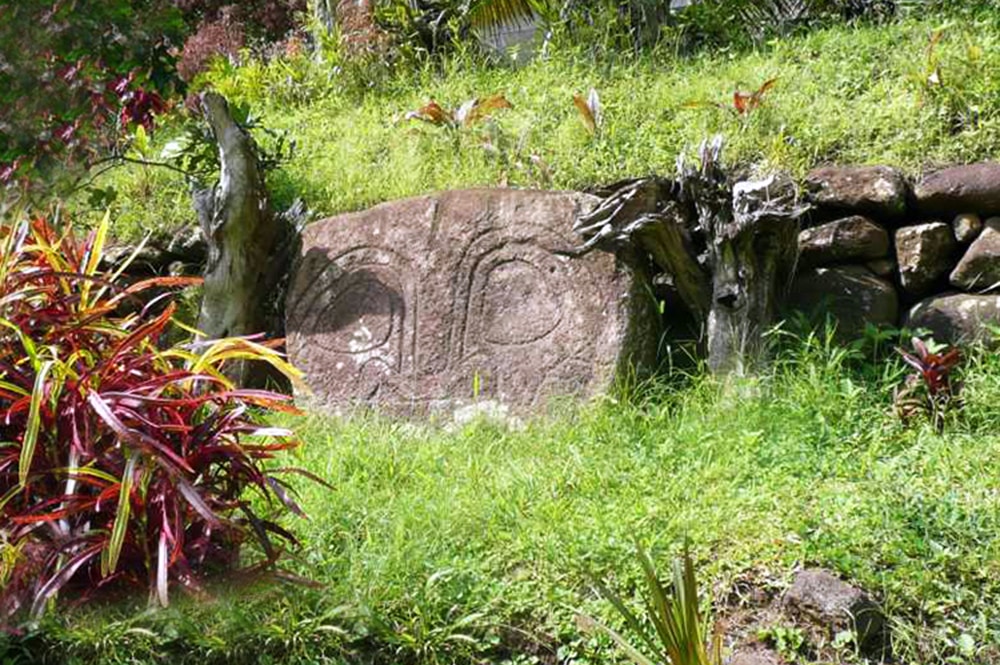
[75,13,1000,241]
[27,13,1000,663]
[9,334,1000,664]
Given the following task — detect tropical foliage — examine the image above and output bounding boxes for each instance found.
[894,336,962,430]
[0,213,312,624]
[583,545,722,665]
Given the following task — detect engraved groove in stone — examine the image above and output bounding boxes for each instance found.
[287,245,417,402]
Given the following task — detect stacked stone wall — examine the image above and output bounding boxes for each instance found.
[790,163,1000,343]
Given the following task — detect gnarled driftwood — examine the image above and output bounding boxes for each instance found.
[574,137,807,374]
[193,91,293,387]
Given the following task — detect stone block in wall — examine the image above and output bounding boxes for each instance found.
[787,265,898,339]
[285,189,659,418]
[866,258,896,278]
[895,222,956,296]
[798,215,889,268]
[950,217,1000,292]
[953,213,983,244]
[805,166,908,219]
[906,293,1000,344]
[914,162,1000,216]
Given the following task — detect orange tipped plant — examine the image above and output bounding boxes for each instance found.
[686,78,778,116]
[732,77,778,115]
[573,88,602,136]
[404,94,513,129]
[0,213,319,624]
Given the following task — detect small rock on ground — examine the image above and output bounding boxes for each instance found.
[783,569,885,654]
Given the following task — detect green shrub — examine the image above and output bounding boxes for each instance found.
[0,212,312,625]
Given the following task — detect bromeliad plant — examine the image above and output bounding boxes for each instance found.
[0,213,315,624]
[894,336,962,432]
[580,545,722,665]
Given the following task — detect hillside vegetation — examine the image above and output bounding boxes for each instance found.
[85,13,1000,239]
[10,335,1000,664]
[12,8,1000,665]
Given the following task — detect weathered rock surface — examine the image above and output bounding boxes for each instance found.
[866,257,896,277]
[787,266,898,338]
[286,189,658,417]
[895,222,956,295]
[906,293,1000,344]
[728,648,783,665]
[783,569,884,653]
[798,215,889,267]
[950,217,1000,291]
[953,213,983,244]
[914,162,1000,216]
[805,166,908,219]
[101,226,207,277]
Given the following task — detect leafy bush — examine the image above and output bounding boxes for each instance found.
[0,1,185,188]
[0,213,312,624]
[177,6,249,83]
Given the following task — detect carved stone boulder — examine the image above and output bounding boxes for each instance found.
[286,189,658,418]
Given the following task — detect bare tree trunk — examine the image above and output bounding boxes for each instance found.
[194,91,290,387]
[574,137,805,375]
[684,139,802,375]
[312,0,336,36]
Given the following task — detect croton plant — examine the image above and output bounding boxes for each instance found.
[0,213,315,624]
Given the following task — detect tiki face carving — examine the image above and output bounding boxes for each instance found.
[286,190,653,416]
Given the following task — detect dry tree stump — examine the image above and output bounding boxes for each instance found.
[193,91,293,387]
[574,137,806,374]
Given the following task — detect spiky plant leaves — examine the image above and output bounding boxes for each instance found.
[584,544,722,665]
[894,336,962,431]
[404,95,512,129]
[0,213,317,625]
[405,99,452,125]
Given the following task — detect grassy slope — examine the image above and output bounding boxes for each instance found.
[26,13,1000,665]
[88,14,1000,241]
[12,338,1000,665]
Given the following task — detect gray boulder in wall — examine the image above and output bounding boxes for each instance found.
[895,222,956,296]
[285,189,658,418]
[787,265,898,339]
[914,162,1000,216]
[906,293,1000,345]
[798,215,889,268]
[805,166,908,219]
[950,217,1000,292]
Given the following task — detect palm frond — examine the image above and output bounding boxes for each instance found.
[469,0,548,37]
